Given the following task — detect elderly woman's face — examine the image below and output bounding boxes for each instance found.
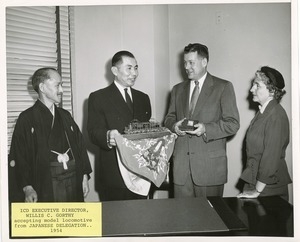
[250,75,272,105]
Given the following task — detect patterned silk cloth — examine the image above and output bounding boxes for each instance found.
[115,132,177,195]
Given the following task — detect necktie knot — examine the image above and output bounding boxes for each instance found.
[195,80,199,86]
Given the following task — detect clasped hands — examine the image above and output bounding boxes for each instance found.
[174,118,205,137]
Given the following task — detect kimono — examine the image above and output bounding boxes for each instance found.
[10,100,92,202]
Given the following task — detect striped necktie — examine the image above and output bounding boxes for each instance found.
[189,81,200,118]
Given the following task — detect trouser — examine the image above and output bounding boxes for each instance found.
[174,171,224,198]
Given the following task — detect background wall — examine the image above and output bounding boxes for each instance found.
[71,3,292,203]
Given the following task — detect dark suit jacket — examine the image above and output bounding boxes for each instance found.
[164,72,240,186]
[87,82,151,189]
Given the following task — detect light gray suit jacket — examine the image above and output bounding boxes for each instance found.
[164,72,240,186]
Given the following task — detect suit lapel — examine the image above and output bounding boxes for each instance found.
[191,73,214,118]
[255,100,277,121]
[108,83,133,119]
[179,81,190,118]
[249,100,277,127]
[260,99,277,118]
[249,111,261,127]
[131,88,138,111]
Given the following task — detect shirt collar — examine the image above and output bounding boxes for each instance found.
[259,97,273,113]
[114,81,132,98]
[198,72,207,84]
[190,72,207,90]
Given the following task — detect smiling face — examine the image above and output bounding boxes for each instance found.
[250,73,273,105]
[39,70,63,105]
[184,51,207,81]
[112,56,138,87]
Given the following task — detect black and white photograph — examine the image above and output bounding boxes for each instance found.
[0,0,299,242]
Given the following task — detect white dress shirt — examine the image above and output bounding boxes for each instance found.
[114,81,133,102]
[189,72,207,103]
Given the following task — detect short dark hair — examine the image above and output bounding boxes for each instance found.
[112,51,135,67]
[31,67,57,93]
[184,43,209,62]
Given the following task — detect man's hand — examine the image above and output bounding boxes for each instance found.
[23,185,38,202]
[186,123,206,137]
[107,129,121,147]
[174,118,187,136]
[82,174,89,198]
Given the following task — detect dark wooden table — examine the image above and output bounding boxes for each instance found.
[101,196,293,237]
[212,196,294,237]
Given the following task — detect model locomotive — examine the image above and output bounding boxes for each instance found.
[123,119,171,139]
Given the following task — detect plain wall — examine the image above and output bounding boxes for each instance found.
[71,3,292,203]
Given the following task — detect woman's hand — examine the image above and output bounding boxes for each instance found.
[237,189,260,198]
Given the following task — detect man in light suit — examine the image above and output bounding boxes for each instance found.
[87,50,151,201]
[164,43,239,197]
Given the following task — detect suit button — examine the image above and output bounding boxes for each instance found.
[189,135,192,138]
[187,152,189,155]
[10,160,15,167]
